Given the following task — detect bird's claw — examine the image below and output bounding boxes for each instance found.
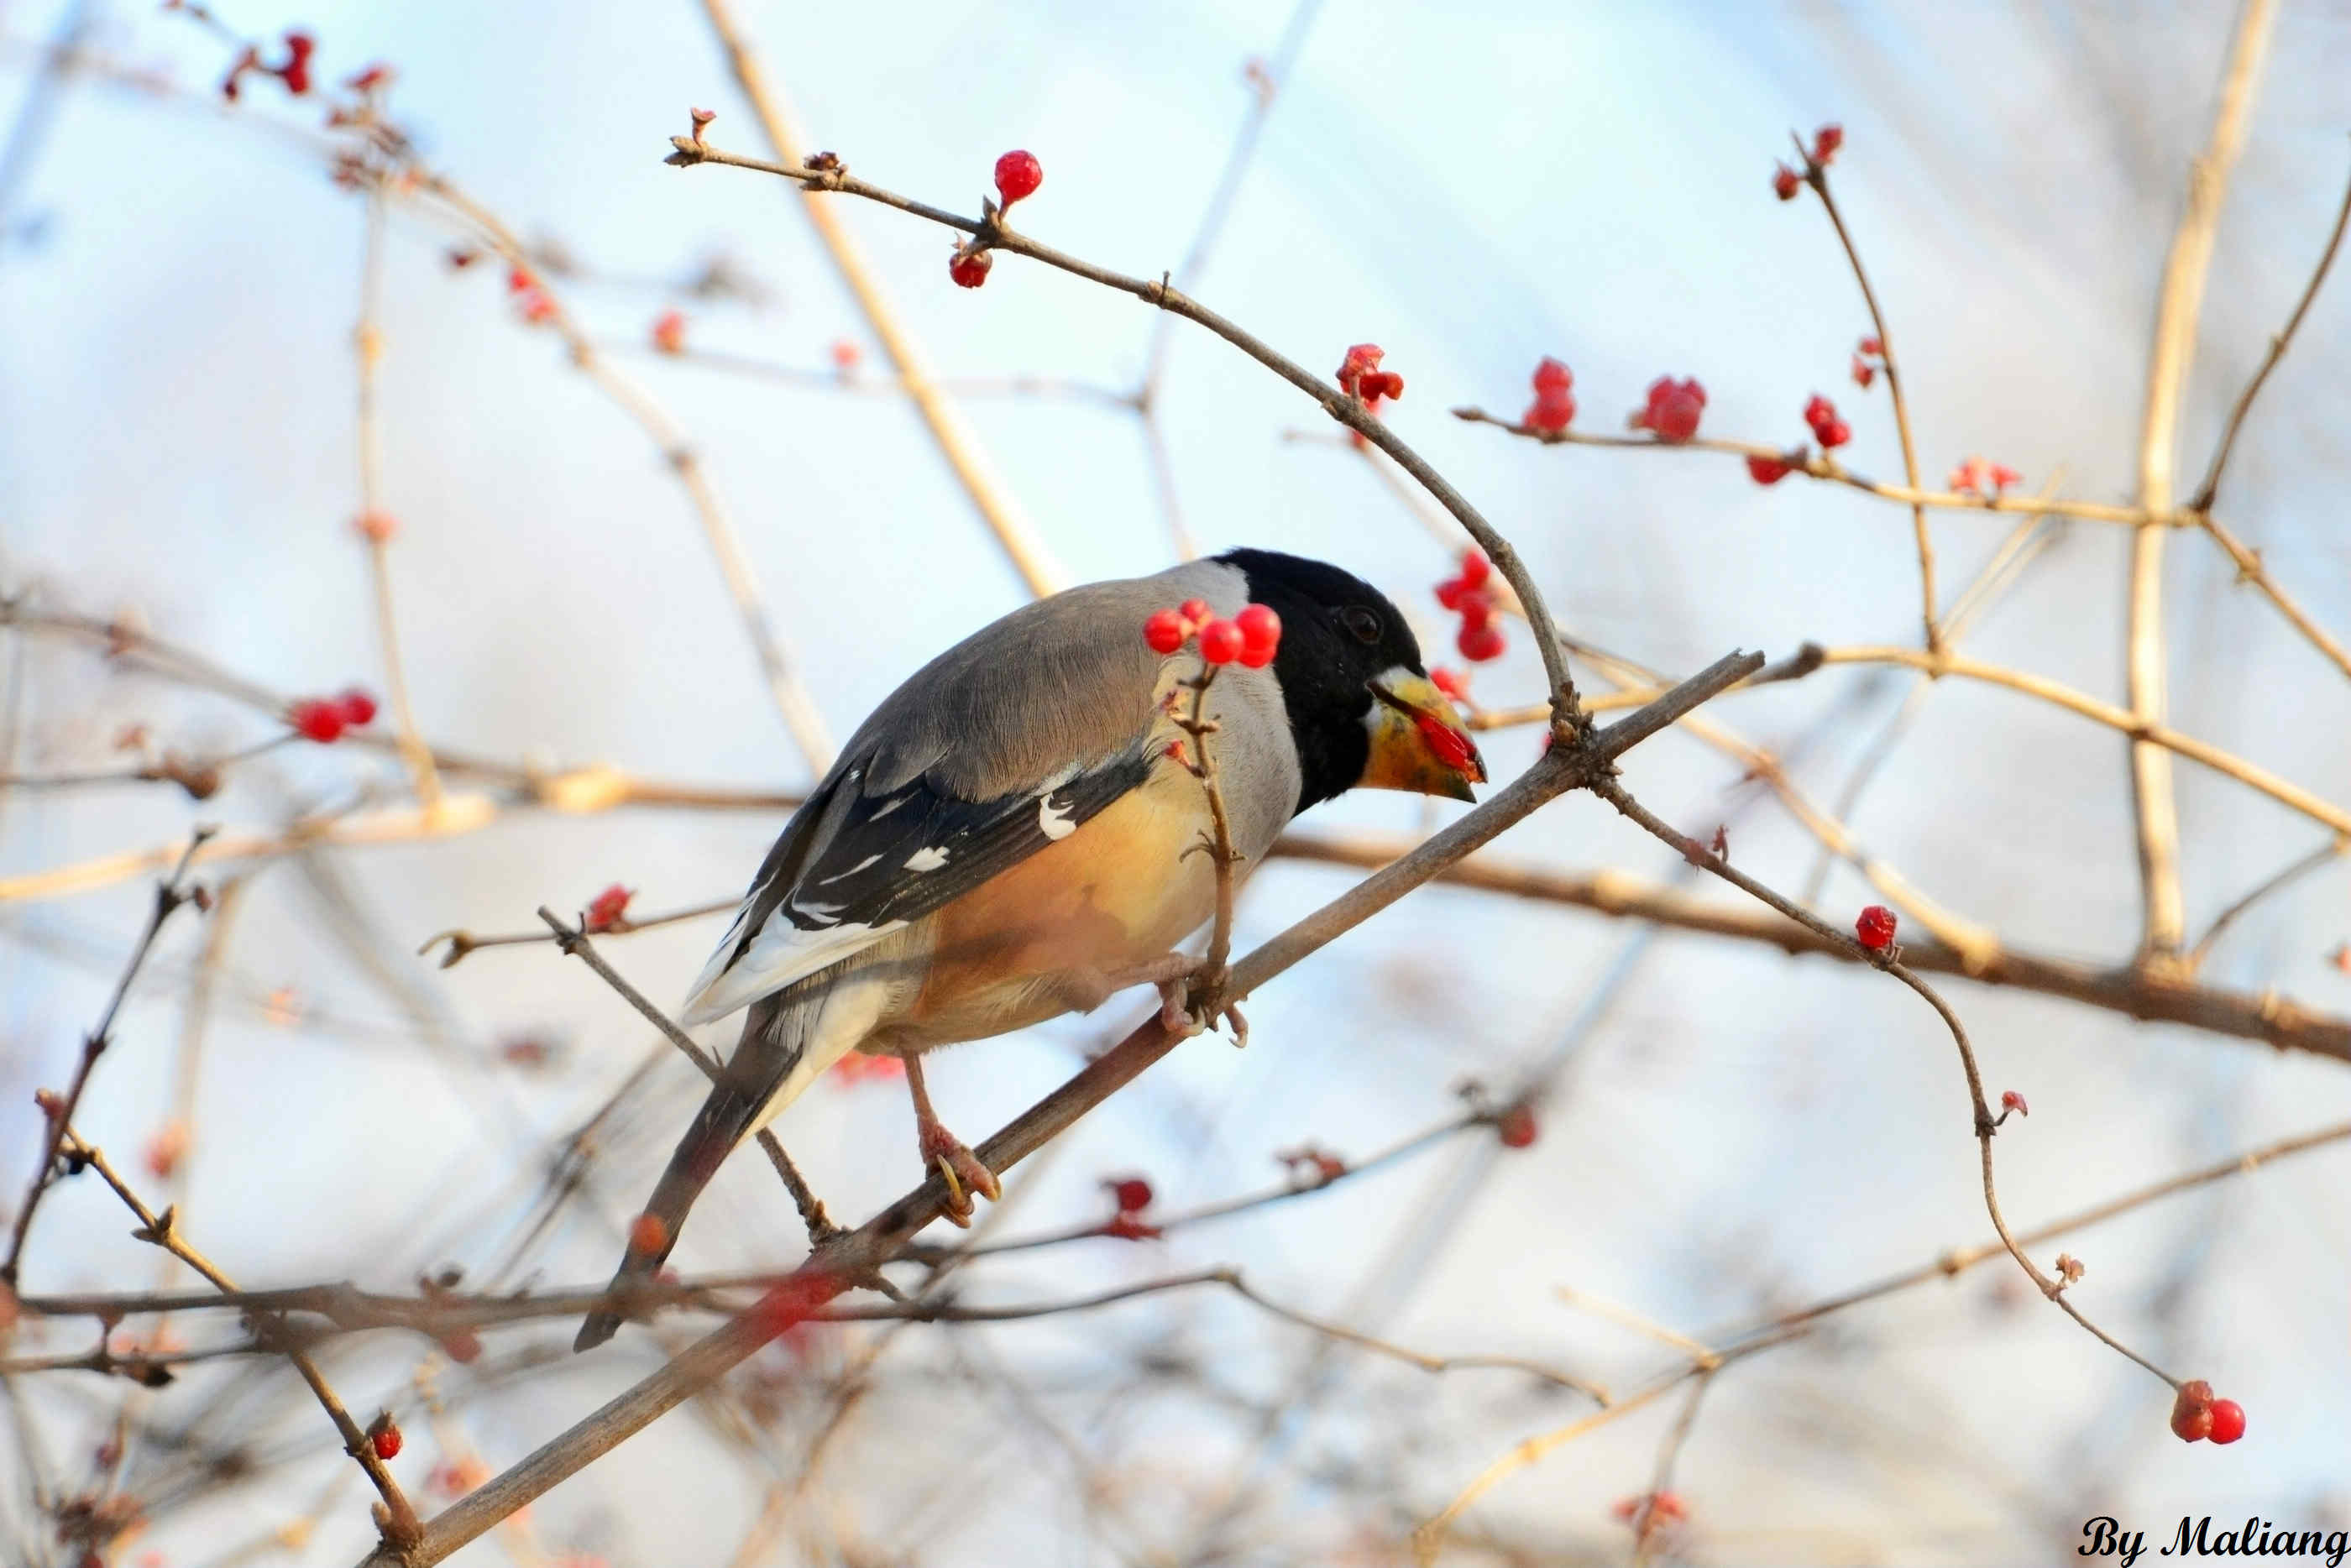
[920,1122,1000,1229]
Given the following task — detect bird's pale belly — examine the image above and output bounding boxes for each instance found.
[873,772,1223,1050]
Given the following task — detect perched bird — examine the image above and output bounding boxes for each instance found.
[575,548,1484,1350]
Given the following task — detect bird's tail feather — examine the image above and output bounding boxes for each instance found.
[573,997,803,1352]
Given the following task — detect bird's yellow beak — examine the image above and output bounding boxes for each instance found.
[1363,669,1486,802]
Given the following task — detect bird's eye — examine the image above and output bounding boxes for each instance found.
[1341,606,1381,644]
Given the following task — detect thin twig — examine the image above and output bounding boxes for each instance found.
[412,174,836,772]
[353,183,442,812]
[1591,782,2177,1389]
[663,133,1589,729]
[1,828,212,1286]
[1268,828,2351,1059]
[1801,141,1940,655]
[694,0,1068,598]
[2188,142,2351,513]
[1452,407,2153,525]
[59,1131,423,1550]
[534,907,840,1247]
[2127,0,2277,965]
[2185,834,2348,972]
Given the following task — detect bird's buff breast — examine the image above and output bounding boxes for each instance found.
[875,763,1228,1049]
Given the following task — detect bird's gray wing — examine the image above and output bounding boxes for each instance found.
[678,562,1245,1025]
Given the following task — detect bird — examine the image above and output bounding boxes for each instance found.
[574,548,1485,1351]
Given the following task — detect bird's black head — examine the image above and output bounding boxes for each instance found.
[1219,548,1485,813]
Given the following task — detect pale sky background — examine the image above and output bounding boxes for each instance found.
[4,1,2351,1563]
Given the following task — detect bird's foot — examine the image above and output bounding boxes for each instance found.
[1179,968,1247,1048]
[919,1118,1002,1228]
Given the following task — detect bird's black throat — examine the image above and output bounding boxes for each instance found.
[1219,548,1428,814]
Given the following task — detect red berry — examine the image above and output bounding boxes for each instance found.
[586,883,633,932]
[506,265,532,295]
[830,338,861,370]
[1531,357,1573,395]
[2207,1398,2246,1444]
[1197,619,1244,665]
[1524,388,1577,433]
[1851,354,1876,389]
[290,700,345,744]
[1858,335,1882,356]
[1336,342,1385,399]
[1430,666,1469,702]
[440,1328,481,1364]
[629,1211,669,1257]
[1109,1177,1152,1213]
[1143,609,1187,655]
[518,290,556,325]
[1641,377,1705,442]
[652,310,686,354]
[1496,1104,1537,1147]
[2171,1380,2215,1442]
[1746,453,1793,485]
[948,249,992,289]
[1457,621,1506,662]
[1434,576,1469,610]
[335,687,378,726]
[993,149,1043,207]
[1988,463,2022,492]
[1234,604,1281,667]
[1176,598,1212,630]
[1855,904,1898,950]
[1812,123,1844,164]
[1456,590,1495,630]
[1772,163,1802,201]
[1803,394,1836,434]
[2001,1090,2029,1117]
[355,510,397,542]
[1456,550,1490,589]
[370,1421,402,1461]
[1818,418,1851,449]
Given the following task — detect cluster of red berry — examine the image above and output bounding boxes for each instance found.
[1804,393,1852,450]
[221,29,313,100]
[1612,1491,1688,1536]
[1854,903,1898,951]
[1772,123,1845,199]
[287,688,378,743]
[1630,376,1707,442]
[1851,334,1883,388]
[1142,599,1282,668]
[1523,356,1576,433]
[1434,549,1506,662]
[2171,1380,2248,1445]
[506,266,556,326]
[584,883,633,932]
[948,151,1045,290]
[1102,1175,1160,1240]
[1337,342,1406,412]
[1949,455,2023,498]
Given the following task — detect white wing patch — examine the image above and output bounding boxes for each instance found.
[678,900,905,1026]
[817,854,882,885]
[1038,794,1076,841]
[903,846,950,871]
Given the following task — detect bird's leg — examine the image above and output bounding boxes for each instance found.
[1060,952,1204,1035]
[903,1053,1000,1227]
